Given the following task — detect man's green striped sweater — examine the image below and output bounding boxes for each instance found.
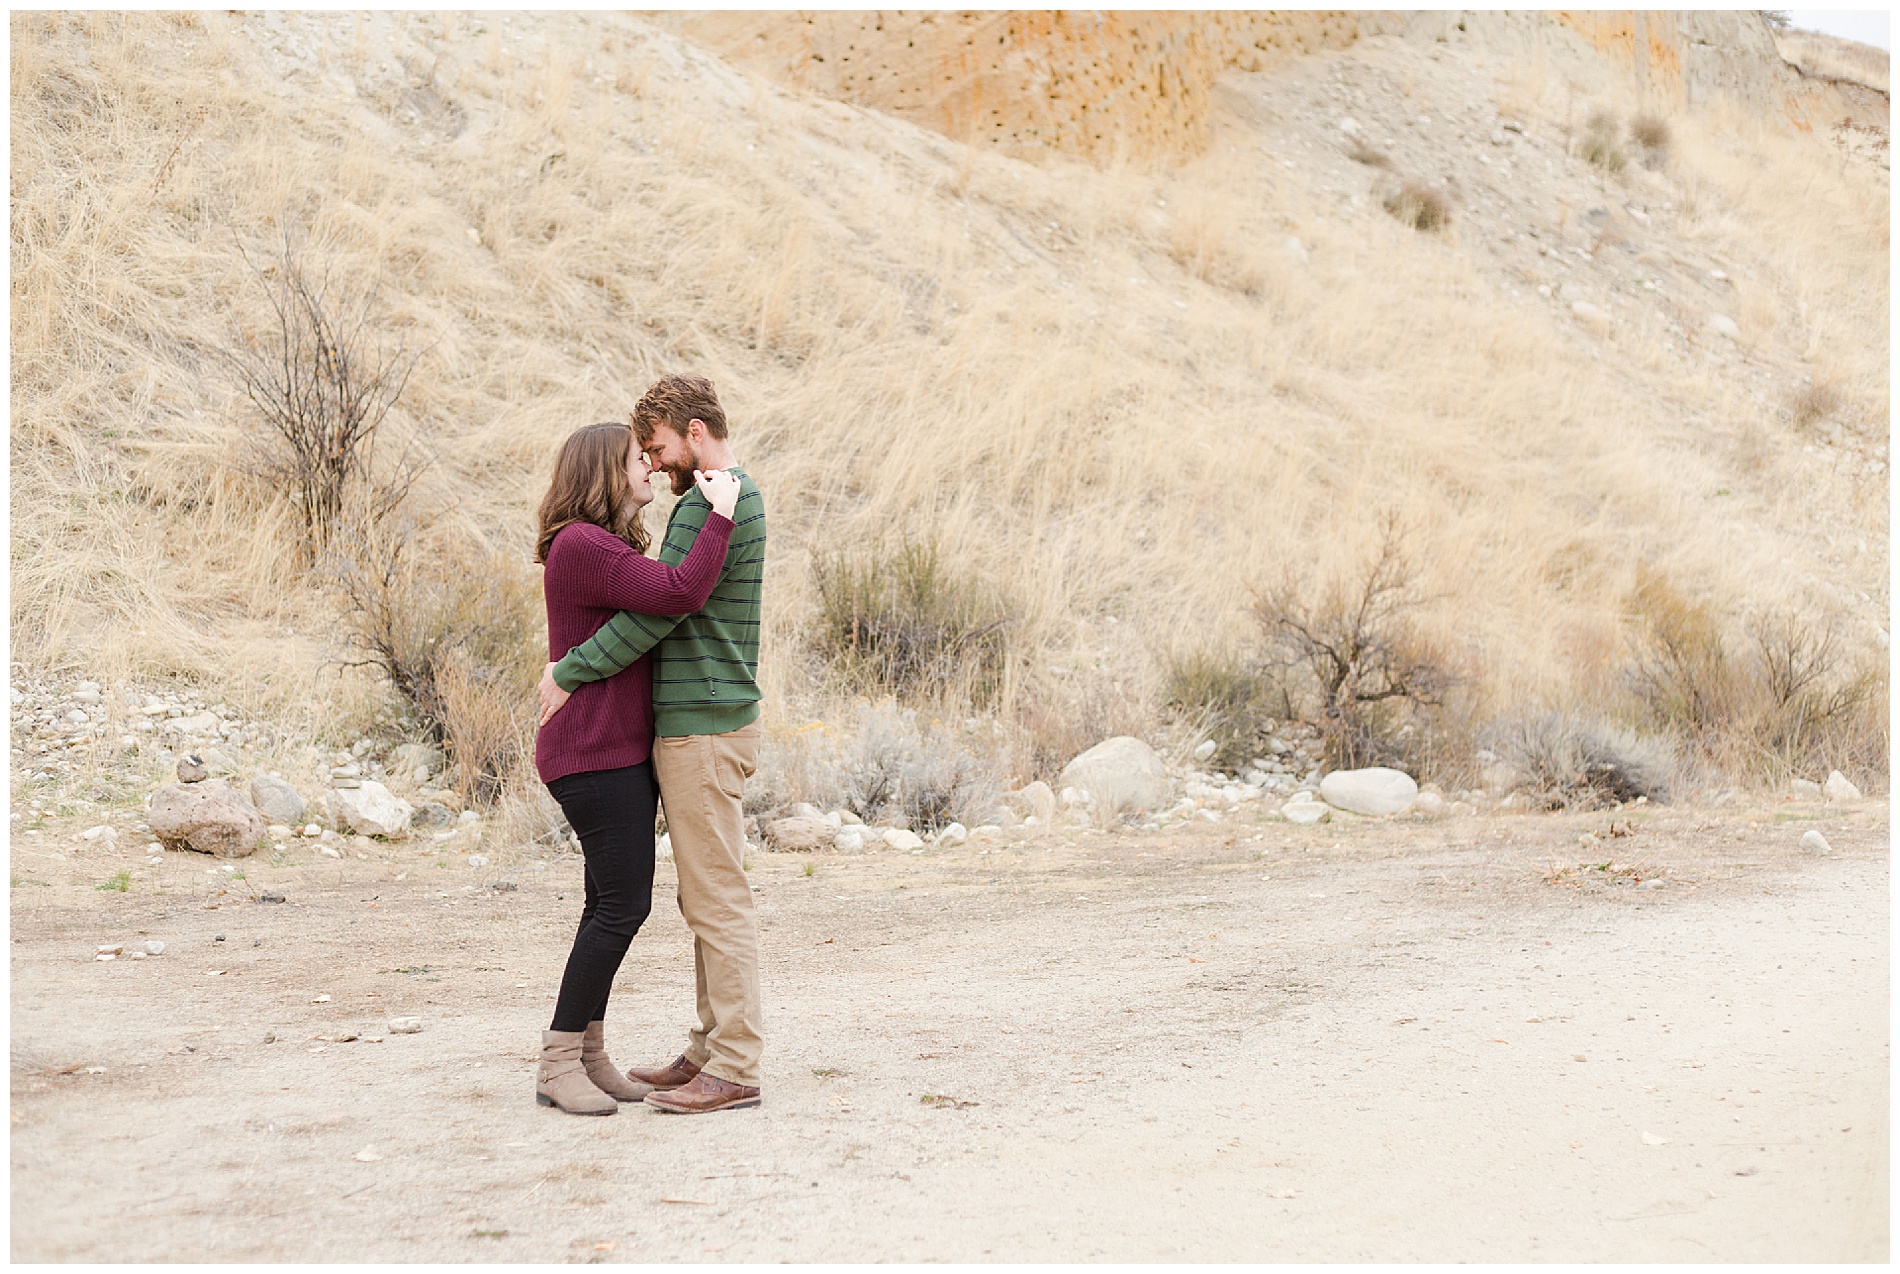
[550,469,766,738]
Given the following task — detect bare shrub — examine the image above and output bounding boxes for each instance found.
[812,538,1013,706]
[220,230,425,561]
[327,521,541,807]
[1489,713,1674,808]
[754,701,1003,831]
[1253,515,1458,773]
[1383,182,1450,232]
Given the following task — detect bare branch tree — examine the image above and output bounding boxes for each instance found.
[219,228,424,561]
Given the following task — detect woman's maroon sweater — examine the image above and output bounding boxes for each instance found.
[534,515,734,784]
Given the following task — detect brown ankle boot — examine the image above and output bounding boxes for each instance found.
[624,1053,701,1091]
[582,1022,655,1102]
[536,1030,616,1115]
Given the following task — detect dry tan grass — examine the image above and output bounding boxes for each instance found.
[9,12,1889,788]
[1775,28,1890,94]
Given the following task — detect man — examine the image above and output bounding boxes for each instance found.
[538,374,767,1114]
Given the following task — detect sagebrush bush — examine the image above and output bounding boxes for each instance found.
[1489,713,1674,807]
[1383,181,1450,231]
[811,538,1013,705]
[1624,571,1887,788]
[1161,644,1282,769]
[1580,111,1628,171]
[1791,380,1842,430]
[1630,114,1671,151]
[327,522,541,806]
[752,700,1003,831]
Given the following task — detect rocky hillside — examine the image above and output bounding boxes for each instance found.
[10,11,1889,826]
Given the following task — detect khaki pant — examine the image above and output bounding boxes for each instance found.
[653,721,762,1084]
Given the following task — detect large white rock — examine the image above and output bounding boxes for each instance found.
[1823,770,1862,802]
[1318,767,1419,816]
[147,779,264,858]
[764,816,832,851]
[883,828,924,851]
[322,781,414,838]
[1058,737,1168,817]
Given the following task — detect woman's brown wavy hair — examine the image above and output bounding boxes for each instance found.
[534,421,650,564]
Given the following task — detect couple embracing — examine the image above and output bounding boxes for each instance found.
[529,374,766,1117]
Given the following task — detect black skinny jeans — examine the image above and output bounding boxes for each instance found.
[544,762,658,1033]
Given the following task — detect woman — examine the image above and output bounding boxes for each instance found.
[531,421,740,1116]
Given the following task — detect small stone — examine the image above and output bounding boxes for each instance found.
[301,824,322,837]
[1337,115,1361,135]
[1412,791,1448,818]
[77,824,116,843]
[1705,313,1740,340]
[171,711,221,736]
[1281,799,1330,826]
[96,943,123,955]
[95,953,117,962]
[788,802,825,820]
[833,828,867,854]
[250,775,306,827]
[457,810,480,825]
[409,802,453,830]
[490,880,518,892]
[176,754,209,783]
[834,808,863,826]
[1192,739,1218,762]
[1789,778,1823,799]
[1571,300,1611,326]
[330,762,362,780]
[467,854,488,867]
[1823,771,1861,802]
[142,940,165,956]
[1636,878,1665,890]
[320,846,342,859]
[883,828,924,851]
[1283,236,1310,264]
[1799,829,1831,855]
[353,1146,382,1162]
[935,822,968,847]
[1004,781,1059,824]
[386,1017,422,1034]
[257,891,286,904]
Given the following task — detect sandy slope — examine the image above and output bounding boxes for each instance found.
[10,801,1886,1262]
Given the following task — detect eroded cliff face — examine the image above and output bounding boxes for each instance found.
[652,10,1886,161]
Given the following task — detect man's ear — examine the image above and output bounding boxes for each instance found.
[686,418,706,443]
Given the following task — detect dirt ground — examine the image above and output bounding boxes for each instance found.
[9,798,1888,1262]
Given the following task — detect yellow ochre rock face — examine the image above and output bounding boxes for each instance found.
[655,10,1885,161]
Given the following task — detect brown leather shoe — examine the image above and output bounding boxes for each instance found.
[643,1071,761,1114]
[623,1053,701,1092]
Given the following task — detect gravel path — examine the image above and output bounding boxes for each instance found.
[10,802,1888,1261]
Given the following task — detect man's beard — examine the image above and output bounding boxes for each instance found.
[665,462,694,496]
